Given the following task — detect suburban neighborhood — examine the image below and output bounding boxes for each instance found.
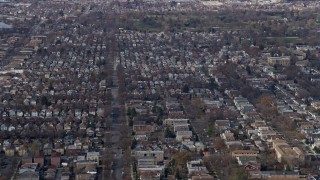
[1,0,320,179]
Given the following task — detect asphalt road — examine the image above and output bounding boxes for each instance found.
[110,60,123,180]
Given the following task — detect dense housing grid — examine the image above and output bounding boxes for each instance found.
[1,0,320,179]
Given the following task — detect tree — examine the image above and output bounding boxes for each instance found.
[182,84,189,93]
[285,164,291,171]
[29,141,41,155]
[175,168,181,179]
[199,149,204,157]
[313,147,320,154]
[40,96,51,106]
[246,65,252,75]
[172,152,191,167]
[188,97,206,118]
[152,106,163,117]
[207,126,214,137]
[48,83,54,91]
[58,10,64,17]
[131,139,137,149]
[305,138,310,144]
[213,137,225,150]
[257,95,278,119]
[106,90,113,101]
[208,78,218,90]
[165,127,175,138]
[240,85,260,102]
[229,168,248,180]
[260,95,274,107]
[127,107,137,119]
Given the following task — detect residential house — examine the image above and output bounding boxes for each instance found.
[249,171,307,179]
[174,124,190,132]
[86,151,100,165]
[182,140,196,151]
[51,151,61,167]
[176,131,193,142]
[234,96,256,114]
[164,118,189,126]
[137,157,157,168]
[18,145,28,156]
[257,127,277,141]
[267,56,291,66]
[86,128,94,137]
[22,152,33,164]
[132,144,164,162]
[187,160,209,178]
[53,142,65,155]
[191,174,214,180]
[75,161,97,180]
[139,167,164,180]
[5,146,15,157]
[231,150,258,158]
[133,121,155,135]
[232,150,259,166]
[215,120,231,131]
[34,152,44,166]
[18,163,39,180]
[43,143,53,155]
[272,139,304,166]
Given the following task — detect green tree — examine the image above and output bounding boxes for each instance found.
[152,106,163,116]
[207,126,214,137]
[199,149,204,157]
[285,164,291,171]
[165,127,175,138]
[127,107,137,118]
[313,147,320,154]
[305,138,310,144]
